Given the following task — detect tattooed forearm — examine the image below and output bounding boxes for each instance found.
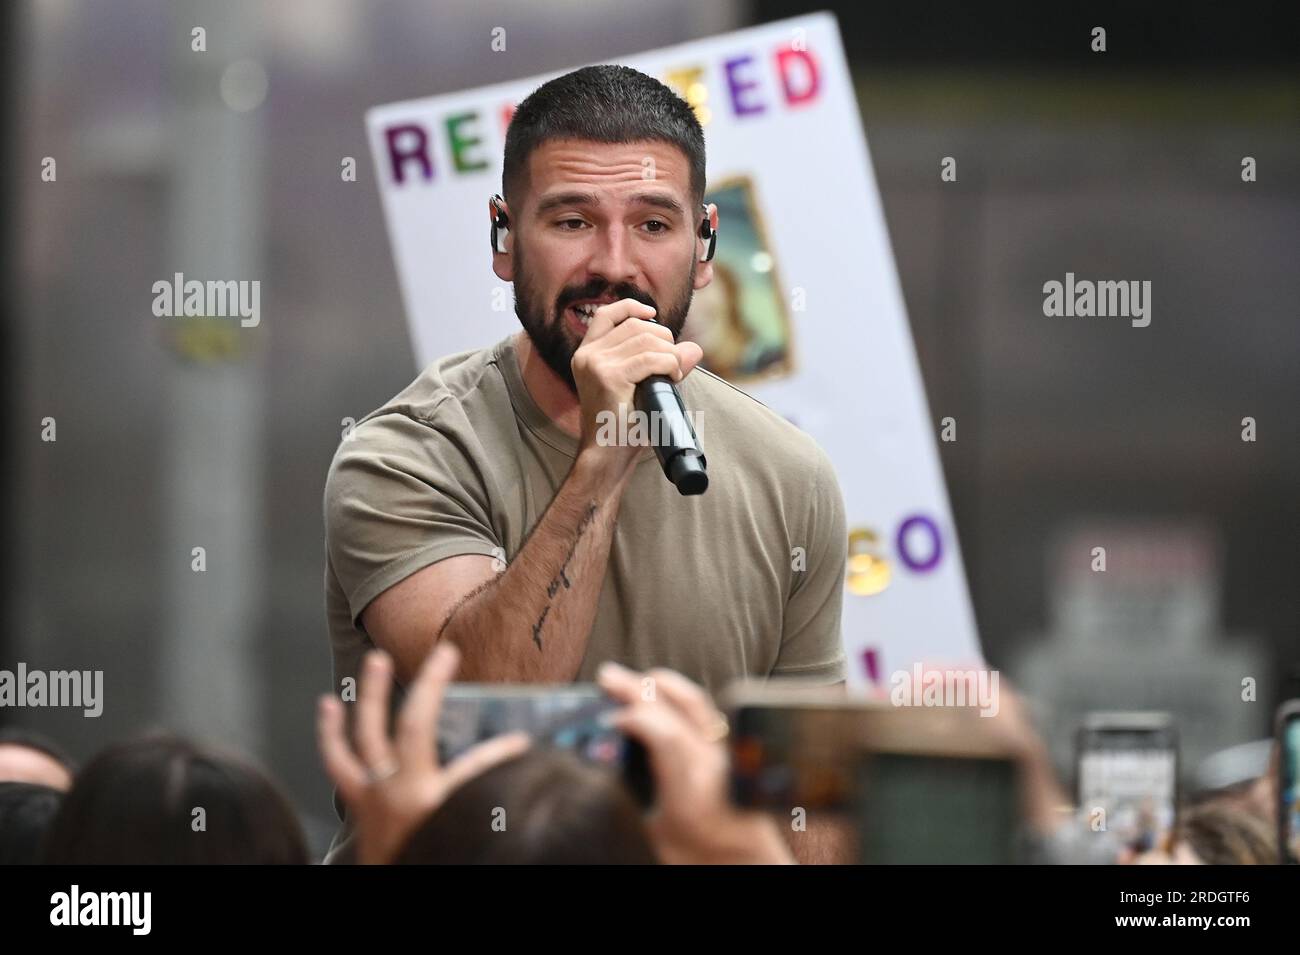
[531,502,599,650]
[437,574,497,641]
[531,605,549,650]
[431,450,632,682]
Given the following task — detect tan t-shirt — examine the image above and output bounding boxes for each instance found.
[324,332,847,702]
[321,332,847,861]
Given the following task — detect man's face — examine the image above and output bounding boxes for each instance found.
[499,139,712,393]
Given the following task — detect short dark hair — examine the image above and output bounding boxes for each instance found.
[503,64,706,210]
[41,734,308,865]
[396,748,659,864]
[0,783,64,864]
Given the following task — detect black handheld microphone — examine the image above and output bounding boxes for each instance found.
[634,321,708,496]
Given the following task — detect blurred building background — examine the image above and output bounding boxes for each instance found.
[3,0,1297,855]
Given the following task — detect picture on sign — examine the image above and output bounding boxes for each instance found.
[682,176,794,384]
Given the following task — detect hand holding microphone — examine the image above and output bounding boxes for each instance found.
[571,299,708,494]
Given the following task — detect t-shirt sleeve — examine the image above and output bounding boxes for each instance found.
[323,410,502,630]
[773,445,848,682]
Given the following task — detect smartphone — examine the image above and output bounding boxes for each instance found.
[855,752,1019,864]
[1076,711,1178,854]
[721,684,1020,863]
[1277,699,1300,864]
[438,684,652,807]
[722,686,873,810]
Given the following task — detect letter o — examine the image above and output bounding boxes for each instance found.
[896,515,942,572]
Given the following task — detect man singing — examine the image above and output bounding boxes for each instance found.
[324,64,846,705]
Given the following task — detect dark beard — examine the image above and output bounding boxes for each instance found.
[513,240,697,395]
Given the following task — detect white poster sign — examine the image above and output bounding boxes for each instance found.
[367,12,982,687]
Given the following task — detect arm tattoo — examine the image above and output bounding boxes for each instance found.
[531,502,599,651]
[437,574,496,641]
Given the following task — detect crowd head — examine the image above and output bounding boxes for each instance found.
[0,656,1286,865]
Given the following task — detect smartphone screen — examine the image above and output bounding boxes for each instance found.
[728,702,865,811]
[438,685,651,806]
[726,697,1020,862]
[857,753,1018,864]
[1077,714,1177,854]
[1278,703,1300,865]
